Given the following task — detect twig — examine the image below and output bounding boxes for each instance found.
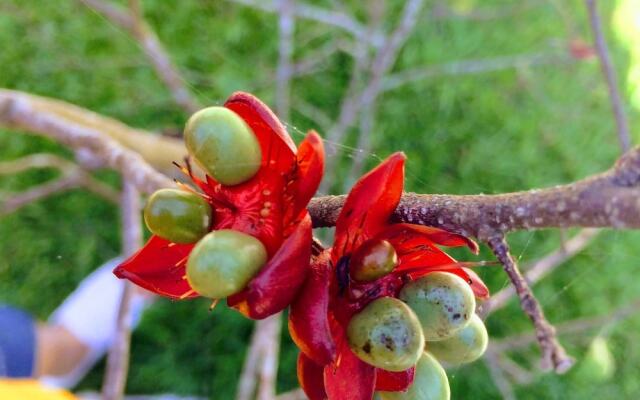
[236,322,264,400]
[484,352,517,400]
[257,314,281,400]
[227,0,384,47]
[274,389,305,400]
[0,154,120,215]
[487,236,573,373]
[236,315,282,400]
[79,0,201,114]
[490,297,640,352]
[480,229,600,316]
[275,0,295,122]
[382,51,570,92]
[586,0,631,152]
[0,90,174,193]
[102,179,142,399]
[321,0,425,192]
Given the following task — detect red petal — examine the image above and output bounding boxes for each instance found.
[298,353,328,400]
[461,267,490,299]
[224,92,296,174]
[324,339,376,400]
[333,153,405,262]
[227,213,312,319]
[375,367,415,392]
[289,250,336,365]
[210,168,285,257]
[286,130,325,226]
[113,235,197,299]
[376,223,478,254]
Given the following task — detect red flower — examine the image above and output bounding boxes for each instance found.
[114,92,325,319]
[289,153,489,399]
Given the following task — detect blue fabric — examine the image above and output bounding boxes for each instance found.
[0,305,35,377]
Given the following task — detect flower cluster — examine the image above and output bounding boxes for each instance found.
[114,92,491,399]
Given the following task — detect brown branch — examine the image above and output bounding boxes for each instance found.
[102,179,142,399]
[487,237,573,373]
[79,0,201,114]
[480,228,600,316]
[310,145,640,237]
[586,0,631,153]
[275,0,295,121]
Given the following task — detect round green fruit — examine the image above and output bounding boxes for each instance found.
[350,239,398,282]
[186,229,267,298]
[399,272,476,341]
[428,314,488,365]
[144,189,212,244]
[347,297,424,372]
[379,352,450,400]
[184,106,262,185]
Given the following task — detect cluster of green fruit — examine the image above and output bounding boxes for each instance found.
[143,107,267,299]
[347,263,488,399]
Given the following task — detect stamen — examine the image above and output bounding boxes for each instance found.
[180,289,196,299]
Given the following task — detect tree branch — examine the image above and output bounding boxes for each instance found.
[586,0,631,152]
[479,228,600,316]
[0,89,175,193]
[310,145,640,238]
[79,0,201,114]
[487,237,573,373]
[102,179,142,400]
[227,0,384,48]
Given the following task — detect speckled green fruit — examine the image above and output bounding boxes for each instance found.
[184,107,261,185]
[144,189,212,244]
[350,239,398,282]
[379,352,450,400]
[399,272,475,341]
[428,314,488,365]
[186,229,267,298]
[347,297,424,372]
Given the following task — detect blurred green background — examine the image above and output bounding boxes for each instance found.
[1,0,640,398]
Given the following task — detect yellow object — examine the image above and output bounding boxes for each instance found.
[0,379,77,400]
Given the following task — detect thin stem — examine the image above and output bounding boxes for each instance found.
[102,179,142,400]
[487,236,573,373]
[586,0,631,152]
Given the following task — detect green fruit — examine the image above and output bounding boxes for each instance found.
[399,272,476,341]
[428,314,488,365]
[184,106,262,185]
[347,297,424,372]
[379,352,450,400]
[186,229,267,298]
[576,336,615,383]
[350,239,398,282]
[144,189,212,244]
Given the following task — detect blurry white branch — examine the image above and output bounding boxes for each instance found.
[0,153,119,215]
[228,0,384,47]
[383,51,571,91]
[102,179,143,400]
[79,0,201,114]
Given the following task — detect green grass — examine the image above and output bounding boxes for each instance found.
[1,0,640,398]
